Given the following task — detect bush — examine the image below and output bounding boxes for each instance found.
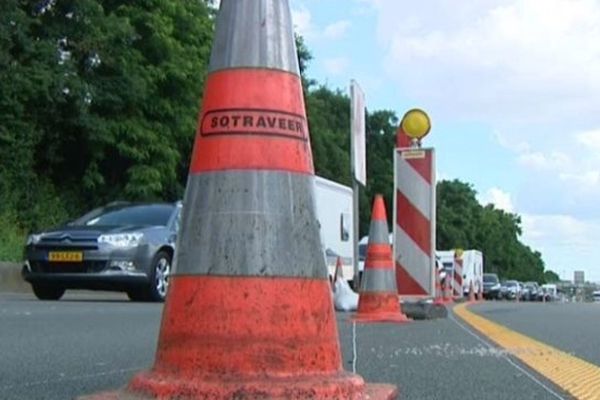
[0,176,70,262]
[0,211,25,262]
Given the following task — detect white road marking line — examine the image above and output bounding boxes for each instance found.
[449,312,565,400]
[0,367,142,391]
[352,320,358,374]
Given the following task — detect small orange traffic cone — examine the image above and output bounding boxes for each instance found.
[443,274,454,303]
[353,195,410,323]
[433,269,446,305]
[331,256,344,291]
[468,281,476,302]
[334,256,345,283]
[434,273,453,305]
[478,281,484,302]
[79,1,396,399]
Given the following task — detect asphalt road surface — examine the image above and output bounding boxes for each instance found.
[0,292,576,400]
[470,301,600,368]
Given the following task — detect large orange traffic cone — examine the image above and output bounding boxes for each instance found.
[80,1,396,399]
[354,195,410,323]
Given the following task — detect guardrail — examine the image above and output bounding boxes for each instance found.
[0,262,30,293]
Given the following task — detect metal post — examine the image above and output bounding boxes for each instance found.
[352,178,360,290]
[350,82,359,290]
[430,148,436,297]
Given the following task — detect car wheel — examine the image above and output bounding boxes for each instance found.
[31,284,65,301]
[147,251,171,302]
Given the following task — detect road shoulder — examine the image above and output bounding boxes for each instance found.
[455,303,600,400]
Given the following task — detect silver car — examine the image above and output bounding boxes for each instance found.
[22,201,181,302]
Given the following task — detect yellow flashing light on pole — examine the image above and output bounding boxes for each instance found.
[401,109,431,140]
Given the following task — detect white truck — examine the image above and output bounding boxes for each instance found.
[436,249,483,297]
[313,176,354,282]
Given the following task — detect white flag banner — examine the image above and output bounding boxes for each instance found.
[350,80,366,185]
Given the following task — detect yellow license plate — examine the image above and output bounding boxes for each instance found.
[48,251,83,262]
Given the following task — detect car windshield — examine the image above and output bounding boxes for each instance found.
[483,274,498,283]
[506,281,518,287]
[77,204,174,227]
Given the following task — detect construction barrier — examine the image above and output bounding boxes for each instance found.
[354,195,410,323]
[393,147,436,297]
[80,1,396,399]
[453,250,464,298]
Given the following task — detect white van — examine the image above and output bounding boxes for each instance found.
[541,284,558,301]
[435,250,483,296]
[314,176,353,281]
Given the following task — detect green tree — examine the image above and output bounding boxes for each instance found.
[0,11,553,285]
[437,179,546,282]
[0,0,70,230]
[32,0,214,203]
[1,0,214,227]
[362,110,398,234]
[543,270,560,283]
[436,180,481,249]
[296,34,316,91]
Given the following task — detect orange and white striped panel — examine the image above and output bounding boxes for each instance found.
[393,148,436,297]
[453,252,464,298]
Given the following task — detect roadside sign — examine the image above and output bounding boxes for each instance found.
[393,147,436,297]
[350,80,366,186]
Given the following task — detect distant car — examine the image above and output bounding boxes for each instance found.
[22,201,181,302]
[523,282,540,301]
[519,282,530,300]
[482,273,501,299]
[504,280,522,300]
[540,284,558,302]
[499,282,509,299]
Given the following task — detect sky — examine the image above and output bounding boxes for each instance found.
[288,0,600,282]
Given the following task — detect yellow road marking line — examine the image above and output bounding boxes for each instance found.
[454,303,600,400]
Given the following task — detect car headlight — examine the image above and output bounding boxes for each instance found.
[492,284,501,290]
[98,233,144,248]
[26,234,42,245]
